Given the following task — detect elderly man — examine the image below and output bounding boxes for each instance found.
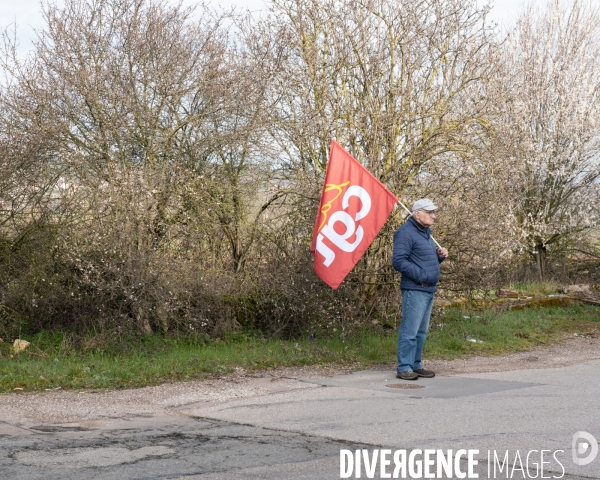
[392,198,448,380]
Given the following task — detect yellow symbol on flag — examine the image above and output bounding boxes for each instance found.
[318,181,350,231]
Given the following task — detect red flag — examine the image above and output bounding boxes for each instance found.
[310,140,399,289]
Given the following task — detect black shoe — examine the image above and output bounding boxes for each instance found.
[396,370,419,380]
[413,368,435,378]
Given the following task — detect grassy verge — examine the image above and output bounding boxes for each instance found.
[426,303,598,358]
[0,303,598,393]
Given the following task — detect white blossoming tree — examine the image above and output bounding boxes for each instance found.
[493,0,600,278]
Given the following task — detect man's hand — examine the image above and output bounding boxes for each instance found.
[437,247,448,258]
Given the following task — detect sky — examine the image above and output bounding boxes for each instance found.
[0,0,527,57]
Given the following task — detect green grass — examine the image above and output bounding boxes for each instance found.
[0,332,382,393]
[425,303,598,358]
[506,281,560,296]
[0,303,598,393]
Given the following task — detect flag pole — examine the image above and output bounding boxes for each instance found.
[396,200,443,250]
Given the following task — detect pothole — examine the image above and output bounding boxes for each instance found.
[385,383,425,389]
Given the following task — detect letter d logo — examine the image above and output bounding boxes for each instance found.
[572,431,598,466]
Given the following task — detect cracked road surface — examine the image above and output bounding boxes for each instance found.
[1,416,374,479]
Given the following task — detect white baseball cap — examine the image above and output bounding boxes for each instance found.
[411,198,438,212]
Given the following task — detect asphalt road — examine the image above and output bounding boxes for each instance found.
[0,416,378,479]
[1,359,599,479]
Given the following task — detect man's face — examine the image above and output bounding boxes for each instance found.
[414,209,436,227]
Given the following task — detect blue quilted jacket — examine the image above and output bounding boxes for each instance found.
[392,216,444,293]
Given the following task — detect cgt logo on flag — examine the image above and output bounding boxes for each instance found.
[310,141,398,289]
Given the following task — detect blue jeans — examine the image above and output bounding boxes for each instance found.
[397,290,434,373]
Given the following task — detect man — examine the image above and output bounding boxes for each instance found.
[392,198,448,380]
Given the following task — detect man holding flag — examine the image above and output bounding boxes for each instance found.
[310,141,448,381]
[392,199,448,380]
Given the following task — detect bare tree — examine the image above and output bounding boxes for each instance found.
[199,16,287,273]
[0,0,248,332]
[265,0,495,185]
[256,0,496,292]
[0,0,302,335]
